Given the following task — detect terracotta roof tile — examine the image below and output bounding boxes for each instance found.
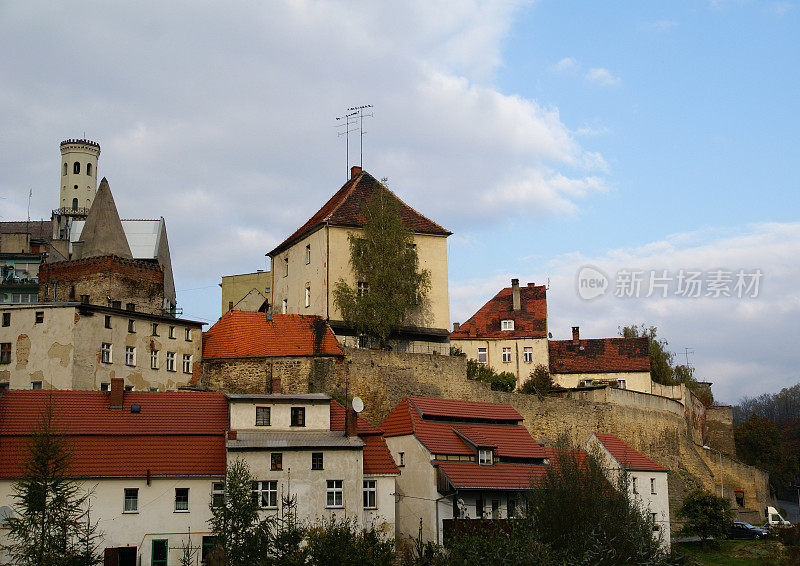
[329,401,399,475]
[407,396,523,422]
[329,400,382,435]
[549,337,650,374]
[268,171,450,256]
[450,284,547,339]
[202,311,344,359]
[593,433,668,471]
[434,461,548,490]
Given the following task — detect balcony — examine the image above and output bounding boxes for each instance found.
[52,207,90,217]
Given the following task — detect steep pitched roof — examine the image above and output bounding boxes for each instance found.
[435,460,548,490]
[202,311,344,358]
[549,337,650,374]
[77,178,133,259]
[0,220,52,241]
[0,390,227,478]
[268,170,451,256]
[450,284,547,339]
[591,433,668,472]
[329,401,399,475]
[407,396,523,422]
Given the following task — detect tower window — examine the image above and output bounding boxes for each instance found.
[63,163,67,175]
[72,198,78,211]
[86,163,92,176]
[73,162,80,174]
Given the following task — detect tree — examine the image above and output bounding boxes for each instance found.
[619,324,674,385]
[734,414,798,493]
[520,364,554,395]
[2,400,101,566]
[178,529,198,566]
[466,360,516,392]
[333,181,431,348]
[208,458,273,566]
[677,489,733,543]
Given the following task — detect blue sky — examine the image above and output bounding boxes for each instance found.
[0,1,797,402]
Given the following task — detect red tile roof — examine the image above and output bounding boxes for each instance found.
[450,284,547,339]
[0,391,227,478]
[202,311,344,359]
[329,400,383,435]
[381,396,547,460]
[329,401,399,475]
[592,433,668,472]
[434,461,548,490]
[407,396,523,422]
[549,337,650,374]
[268,171,451,256]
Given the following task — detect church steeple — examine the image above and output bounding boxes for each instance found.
[75,177,132,259]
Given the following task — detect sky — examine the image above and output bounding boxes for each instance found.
[0,1,797,403]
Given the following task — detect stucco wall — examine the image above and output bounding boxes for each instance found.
[553,371,653,394]
[221,271,272,315]
[451,337,548,386]
[270,228,329,317]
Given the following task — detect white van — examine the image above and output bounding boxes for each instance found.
[765,506,792,529]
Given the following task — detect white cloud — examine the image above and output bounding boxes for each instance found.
[638,20,678,33]
[551,57,578,73]
[585,67,621,86]
[450,222,800,404]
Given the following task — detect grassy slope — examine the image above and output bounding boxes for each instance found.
[675,540,785,565]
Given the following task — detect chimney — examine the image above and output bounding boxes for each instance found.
[512,278,520,311]
[453,322,460,332]
[350,165,362,179]
[346,407,359,437]
[572,326,580,345]
[109,377,124,408]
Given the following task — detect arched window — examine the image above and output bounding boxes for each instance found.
[72,198,78,211]
[63,163,67,175]
[73,162,80,174]
[86,163,92,176]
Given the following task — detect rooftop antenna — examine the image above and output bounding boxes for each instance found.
[346,104,373,167]
[25,189,32,236]
[682,347,695,369]
[336,110,358,181]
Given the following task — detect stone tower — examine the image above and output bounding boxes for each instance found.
[59,138,100,213]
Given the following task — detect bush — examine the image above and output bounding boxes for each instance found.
[466,360,516,392]
[676,490,733,543]
[305,517,394,566]
[519,364,554,395]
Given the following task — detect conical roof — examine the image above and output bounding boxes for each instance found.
[78,178,132,259]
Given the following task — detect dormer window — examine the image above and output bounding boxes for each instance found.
[501,319,514,331]
[478,449,493,466]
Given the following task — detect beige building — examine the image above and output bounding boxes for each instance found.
[226,393,398,533]
[450,279,549,388]
[0,302,203,391]
[220,270,271,314]
[267,166,451,354]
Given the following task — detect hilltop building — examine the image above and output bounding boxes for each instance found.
[220,269,271,314]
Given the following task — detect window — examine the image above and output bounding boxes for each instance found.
[31,381,42,390]
[104,315,111,329]
[150,349,158,369]
[290,407,305,427]
[507,497,517,518]
[35,311,44,324]
[79,293,89,304]
[398,452,405,467]
[152,540,168,566]
[2,313,9,327]
[127,319,135,333]
[86,163,92,176]
[185,328,192,341]
[632,477,638,494]
[71,198,78,211]
[101,343,112,364]
[523,347,533,363]
[478,449,493,466]
[0,343,11,364]
[502,347,512,363]
[651,512,659,531]
[182,354,192,374]
[305,244,311,264]
[111,300,121,309]
[357,281,369,296]
[326,480,343,507]
[166,351,175,372]
[363,480,377,509]
[63,162,67,175]
[501,319,514,331]
[168,326,175,339]
[211,482,225,508]
[305,286,310,308]
[283,256,288,277]
[125,385,134,392]
[126,302,135,312]
[0,382,8,391]
[252,480,277,508]
[281,299,288,314]
[618,380,627,389]
[123,488,138,512]
[73,161,80,174]
[202,536,217,563]
[271,453,283,471]
[100,383,109,391]
[125,346,136,367]
[650,478,656,495]
[735,490,745,507]
[175,488,189,511]
[312,452,323,470]
[477,348,487,364]
[256,406,271,426]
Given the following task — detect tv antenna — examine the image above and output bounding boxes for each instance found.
[335,110,358,181]
[682,347,695,369]
[346,104,373,168]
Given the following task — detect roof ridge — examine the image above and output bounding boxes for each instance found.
[363,172,450,235]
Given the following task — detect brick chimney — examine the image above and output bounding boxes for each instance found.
[512,278,520,311]
[109,377,124,408]
[572,326,580,345]
[350,165,362,179]
[346,407,359,437]
[453,322,460,332]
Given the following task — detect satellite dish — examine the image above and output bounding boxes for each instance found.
[352,396,364,413]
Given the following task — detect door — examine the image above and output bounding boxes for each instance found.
[152,540,168,566]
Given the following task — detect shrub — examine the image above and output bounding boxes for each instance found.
[466,360,516,392]
[519,364,553,395]
[676,489,733,543]
[305,517,395,566]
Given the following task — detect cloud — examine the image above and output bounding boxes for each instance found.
[638,20,678,33]
[551,57,578,73]
[585,67,621,86]
[450,222,800,404]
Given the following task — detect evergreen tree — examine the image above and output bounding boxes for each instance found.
[333,180,431,348]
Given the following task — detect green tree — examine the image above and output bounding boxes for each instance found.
[304,517,394,566]
[619,324,675,385]
[734,414,799,493]
[676,489,733,543]
[333,181,431,348]
[466,360,516,392]
[2,401,101,566]
[519,364,554,396]
[208,459,273,566]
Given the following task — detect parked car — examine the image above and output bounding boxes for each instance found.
[729,522,769,540]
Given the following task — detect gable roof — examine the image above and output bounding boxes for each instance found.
[0,390,227,478]
[549,337,650,374]
[268,170,451,257]
[0,220,52,242]
[591,432,668,472]
[450,283,547,339]
[406,396,523,422]
[434,460,548,490]
[202,311,344,359]
[77,178,133,259]
[328,401,399,475]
